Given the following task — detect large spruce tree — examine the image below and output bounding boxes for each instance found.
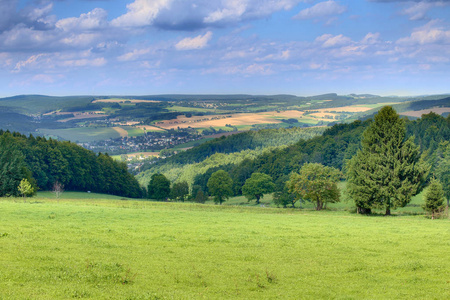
[346,106,428,215]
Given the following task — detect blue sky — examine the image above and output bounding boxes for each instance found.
[1,0,449,97]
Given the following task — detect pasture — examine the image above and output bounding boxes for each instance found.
[37,127,121,143]
[0,194,448,299]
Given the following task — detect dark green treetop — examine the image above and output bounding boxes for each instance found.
[148,173,171,201]
[242,172,275,204]
[423,178,445,219]
[207,170,233,205]
[346,106,429,215]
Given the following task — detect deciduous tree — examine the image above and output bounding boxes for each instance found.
[170,181,189,202]
[148,173,171,201]
[18,178,35,199]
[207,170,233,205]
[287,163,341,210]
[242,172,275,204]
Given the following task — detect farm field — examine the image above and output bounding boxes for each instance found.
[0,195,448,299]
[400,107,450,118]
[92,98,160,104]
[156,110,321,130]
[37,127,121,143]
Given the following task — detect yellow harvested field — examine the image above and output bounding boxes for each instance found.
[309,106,373,113]
[400,108,450,118]
[57,111,105,122]
[136,125,166,132]
[92,99,160,103]
[112,127,128,137]
[155,110,305,129]
[127,152,159,158]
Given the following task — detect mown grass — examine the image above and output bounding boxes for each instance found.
[0,195,449,299]
[37,127,120,143]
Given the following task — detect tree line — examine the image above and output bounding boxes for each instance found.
[147,108,449,216]
[0,130,144,198]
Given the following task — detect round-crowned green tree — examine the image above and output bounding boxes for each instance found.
[18,178,35,199]
[207,170,233,205]
[423,178,445,219]
[147,173,171,201]
[242,172,275,204]
[346,106,429,215]
[170,181,189,202]
[287,163,341,211]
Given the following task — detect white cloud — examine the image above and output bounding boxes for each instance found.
[316,34,352,47]
[175,31,212,50]
[204,0,247,23]
[113,0,303,30]
[397,20,450,44]
[293,0,347,20]
[56,8,108,31]
[401,1,448,21]
[13,54,48,73]
[118,48,152,61]
[111,0,173,27]
[361,32,381,44]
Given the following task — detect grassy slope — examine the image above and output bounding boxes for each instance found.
[0,194,448,299]
[37,127,121,143]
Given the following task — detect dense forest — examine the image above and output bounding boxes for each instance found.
[138,126,325,178]
[0,130,144,198]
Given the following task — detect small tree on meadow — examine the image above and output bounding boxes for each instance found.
[423,178,445,219]
[147,173,171,201]
[287,163,341,211]
[18,178,34,199]
[207,170,233,205]
[242,172,275,204]
[170,181,189,202]
[194,189,208,204]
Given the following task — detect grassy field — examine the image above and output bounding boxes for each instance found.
[0,192,449,299]
[37,127,120,143]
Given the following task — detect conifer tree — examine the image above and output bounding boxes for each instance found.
[346,106,428,215]
[423,178,445,219]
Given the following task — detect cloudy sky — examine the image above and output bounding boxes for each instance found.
[1,0,449,96]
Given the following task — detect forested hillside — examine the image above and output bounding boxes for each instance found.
[0,131,143,198]
[139,112,450,199]
[137,126,325,184]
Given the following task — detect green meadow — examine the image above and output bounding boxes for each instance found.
[0,194,449,299]
[37,127,121,143]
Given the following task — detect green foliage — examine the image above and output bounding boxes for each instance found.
[147,173,170,201]
[434,141,450,207]
[423,178,445,219]
[145,126,325,168]
[18,178,35,198]
[346,106,429,215]
[170,181,189,202]
[0,131,143,198]
[194,189,208,204]
[287,163,341,210]
[272,189,297,208]
[242,173,275,204]
[0,133,33,197]
[207,170,233,204]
